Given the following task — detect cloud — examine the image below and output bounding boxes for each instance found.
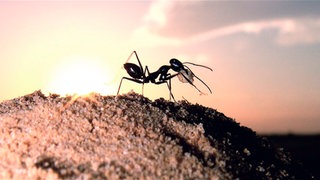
[187,18,320,47]
[130,0,180,48]
[136,18,320,48]
[275,18,320,46]
[131,26,181,48]
[143,0,173,28]
[185,19,291,44]
[131,1,320,48]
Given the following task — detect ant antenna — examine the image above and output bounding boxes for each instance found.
[178,69,207,95]
[182,63,212,94]
[183,62,213,71]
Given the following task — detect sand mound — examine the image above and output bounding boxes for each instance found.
[0,90,313,179]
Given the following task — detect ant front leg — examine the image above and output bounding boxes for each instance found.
[117,77,144,95]
[167,78,176,102]
[154,80,175,101]
[155,73,178,101]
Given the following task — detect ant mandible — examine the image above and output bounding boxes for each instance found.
[117,51,213,101]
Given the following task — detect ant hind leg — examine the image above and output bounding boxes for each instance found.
[117,77,144,95]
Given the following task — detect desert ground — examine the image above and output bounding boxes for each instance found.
[0,90,315,179]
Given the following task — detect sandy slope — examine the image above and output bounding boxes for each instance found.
[0,91,313,179]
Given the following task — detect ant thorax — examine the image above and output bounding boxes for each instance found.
[178,69,194,83]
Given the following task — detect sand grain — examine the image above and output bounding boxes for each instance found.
[0,91,313,179]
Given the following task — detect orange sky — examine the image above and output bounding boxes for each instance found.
[1,1,320,134]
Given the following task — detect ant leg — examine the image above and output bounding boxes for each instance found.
[141,66,150,95]
[157,73,178,101]
[142,83,144,96]
[167,78,176,102]
[141,65,151,96]
[117,77,144,95]
[154,80,175,101]
[133,51,143,73]
[124,51,148,96]
[125,51,135,63]
[154,75,177,101]
[125,51,145,79]
[117,77,125,95]
[132,51,144,76]
[144,65,151,76]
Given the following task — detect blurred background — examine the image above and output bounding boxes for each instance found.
[1,1,319,177]
[0,1,319,134]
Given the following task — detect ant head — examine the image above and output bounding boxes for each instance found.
[169,58,184,72]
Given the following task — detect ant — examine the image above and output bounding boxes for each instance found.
[117,51,212,101]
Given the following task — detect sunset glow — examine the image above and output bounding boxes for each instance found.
[45,57,111,96]
[1,1,320,134]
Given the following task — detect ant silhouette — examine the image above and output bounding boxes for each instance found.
[117,51,212,101]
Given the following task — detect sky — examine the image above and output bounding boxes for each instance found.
[0,1,319,134]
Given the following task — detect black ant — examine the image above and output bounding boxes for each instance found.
[117,51,212,101]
